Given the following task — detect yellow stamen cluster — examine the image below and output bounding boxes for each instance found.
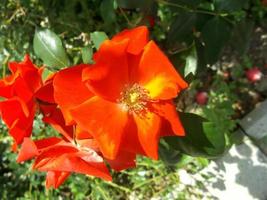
[118,83,151,115]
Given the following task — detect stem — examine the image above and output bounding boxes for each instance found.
[118,7,135,27]
[104,181,131,193]
[157,0,234,25]
[96,186,112,200]
[2,55,10,78]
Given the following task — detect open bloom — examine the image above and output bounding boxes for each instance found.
[54,26,188,160]
[0,55,43,145]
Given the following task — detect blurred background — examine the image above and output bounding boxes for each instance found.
[0,0,267,199]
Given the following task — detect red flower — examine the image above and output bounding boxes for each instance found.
[0,55,43,145]
[54,26,188,160]
[17,137,111,188]
[16,105,135,188]
[52,64,137,166]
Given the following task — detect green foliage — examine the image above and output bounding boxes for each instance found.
[0,0,266,199]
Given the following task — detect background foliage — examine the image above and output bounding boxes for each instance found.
[0,0,267,199]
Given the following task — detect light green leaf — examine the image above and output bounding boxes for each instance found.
[81,46,94,64]
[33,28,70,68]
[90,32,109,50]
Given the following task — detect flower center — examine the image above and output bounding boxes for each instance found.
[118,83,151,115]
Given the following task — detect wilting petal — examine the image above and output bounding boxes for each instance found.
[133,112,161,159]
[135,41,188,100]
[152,100,185,136]
[82,40,129,101]
[54,64,93,125]
[46,171,70,189]
[71,96,128,160]
[112,26,149,55]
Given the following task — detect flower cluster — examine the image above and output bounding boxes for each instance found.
[0,26,188,188]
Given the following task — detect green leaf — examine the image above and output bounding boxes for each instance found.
[33,28,70,68]
[100,0,116,25]
[164,112,227,158]
[116,0,153,9]
[214,0,249,12]
[201,17,231,65]
[41,68,54,81]
[167,12,196,47]
[231,19,254,55]
[81,46,94,64]
[184,47,197,77]
[159,140,181,166]
[90,32,109,50]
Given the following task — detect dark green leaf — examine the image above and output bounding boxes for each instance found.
[164,112,227,158]
[231,19,254,55]
[81,46,94,64]
[90,32,109,50]
[33,28,70,68]
[116,0,153,10]
[214,0,249,12]
[100,0,116,25]
[201,17,231,65]
[167,12,196,47]
[159,140,181,166]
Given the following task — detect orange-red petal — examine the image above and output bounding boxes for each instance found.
[0,97,35,144]
[152,100,185,136]
[46,171,70,189]
[112,26,149,55]
[107,151,136,171]
[71,96,128,160]
[135,41,188,100]
[35,149,111,181]
[17,137,39,163]
[82,39,129,101]
[54,64,93,125]
[133,112,161,160]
